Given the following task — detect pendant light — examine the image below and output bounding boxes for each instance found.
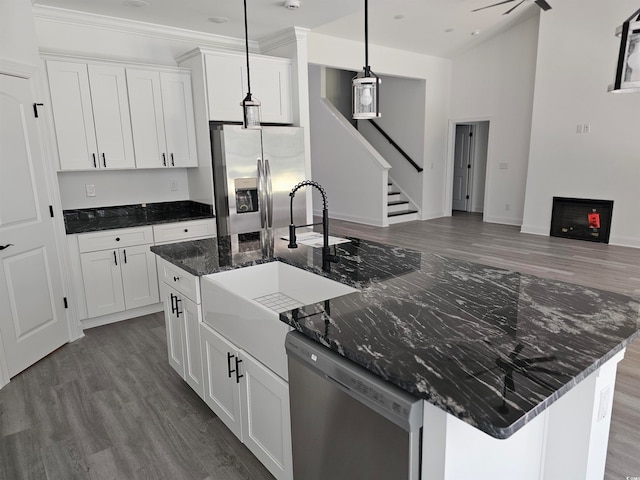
[608,7,640,94]
[352,0,381,119]
[241,0,261,128]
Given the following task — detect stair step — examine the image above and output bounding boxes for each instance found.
[388,209,418,218]
[388,191,401,196]
[388,200,409,206]
[387,210,418,224]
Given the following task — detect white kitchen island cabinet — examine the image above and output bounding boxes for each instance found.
[126,69,198,168]
[46,60,135,170]
[200,323,293,480]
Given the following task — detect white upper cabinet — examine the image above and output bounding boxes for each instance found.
[46,60,99,170]
[87,64,136,169]
[127,69,198,168]
[203,51,292,125]
[47,60,135,170]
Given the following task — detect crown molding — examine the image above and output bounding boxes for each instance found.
[32,5,258,54]
[259,26,309,53]
[0,58,38,78]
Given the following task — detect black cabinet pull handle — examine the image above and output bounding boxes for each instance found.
[173,276,179,282]
[102,153,106,168]
[0,244,14,251]
[227,352,235,378]
[235,357,243,383]
[162,153,167,166]
[184,229,188,233]
[170,293,176,314]
[115,237,120,242]
[123,249,127,264]
[175,297,182,317]
[171,153,175,166]
[92,153,97,168]
[113,250,117,265]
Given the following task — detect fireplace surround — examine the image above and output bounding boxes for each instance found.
[550,197,614,244]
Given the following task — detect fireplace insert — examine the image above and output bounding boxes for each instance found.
[550,197,613,244]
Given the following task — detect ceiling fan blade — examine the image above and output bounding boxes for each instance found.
[535,0,552,11]
[503,0,526,15]
[472,0,516,13]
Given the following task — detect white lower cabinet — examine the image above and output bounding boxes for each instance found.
[160,281,204,398]
[80,243,158,318]
[200,323,293,480]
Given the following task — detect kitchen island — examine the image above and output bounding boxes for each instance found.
[151,228,639,479]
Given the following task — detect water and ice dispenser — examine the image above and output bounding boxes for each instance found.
[234,178,259,214]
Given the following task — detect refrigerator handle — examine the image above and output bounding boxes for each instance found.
[265,159,273,228]
[257,159,266,229]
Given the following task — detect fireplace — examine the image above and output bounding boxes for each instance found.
[550,197,614,244]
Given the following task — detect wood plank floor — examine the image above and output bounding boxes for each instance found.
[1,212,638,479]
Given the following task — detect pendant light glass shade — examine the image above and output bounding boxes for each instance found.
[241,0,261,128]
[353,73,381,119]
[241,93,261,129]
[353,0,381,119]
[608,8,640,93]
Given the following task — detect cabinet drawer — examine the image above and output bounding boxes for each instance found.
[153,219,215,245]
[158,258,200,304]
[78,226,153,253]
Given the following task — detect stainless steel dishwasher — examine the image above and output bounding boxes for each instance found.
[285,331,424,480]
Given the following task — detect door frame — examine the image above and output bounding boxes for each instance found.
[444,117,492,218]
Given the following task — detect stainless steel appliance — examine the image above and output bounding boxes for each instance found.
[285,331,424,480]
[210,124,307,236]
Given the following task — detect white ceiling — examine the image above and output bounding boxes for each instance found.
[32,0,545,58]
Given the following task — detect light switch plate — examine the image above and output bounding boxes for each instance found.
[85,184,96,197]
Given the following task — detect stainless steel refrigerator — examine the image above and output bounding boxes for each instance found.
[211,124,307,237]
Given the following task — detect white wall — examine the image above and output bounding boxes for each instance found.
[308,32,451,219]
[325,67,356,125]
[471,122,489,213]
[57,169,189,209]
[309,65,389,226]
[0,0,40,77]
[521,0,640,248]
[357,74,426,210]
[449,13,540,225]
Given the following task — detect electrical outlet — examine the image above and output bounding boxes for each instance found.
[597,385,611,421]
[85,184,96,197]
[583,124,591,134]
[505,203,511,211]
[499,162,509,170]
[170,180,178,191]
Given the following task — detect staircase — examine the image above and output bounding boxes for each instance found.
[387,180,419,224]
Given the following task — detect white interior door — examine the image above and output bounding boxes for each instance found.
[452,124,473,212]
[0,74,69,380]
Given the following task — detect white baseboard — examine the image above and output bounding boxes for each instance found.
[81,303,163,330]
[484,214,522,226]
[520,224,550,236]
[608,234,640,249]
[316,209,386,227]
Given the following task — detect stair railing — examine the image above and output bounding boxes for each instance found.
[367,120,423,173]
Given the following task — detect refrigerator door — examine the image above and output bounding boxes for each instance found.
[261,127,307,229]
[214,125,263,236]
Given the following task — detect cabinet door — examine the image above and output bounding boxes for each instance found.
[200,324,243,439]
[249,57,292,124]
[80,249,125,318]
[126,69,167,168]
[46,60,98,170]
[181,295,204,398]
[120,244,159,309]
[87,64,135,169]
[240,351,293,480]
[205,53,244,122]
[160,71,198,167]
[160,282,185,378]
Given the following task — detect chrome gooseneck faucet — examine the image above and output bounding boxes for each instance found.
[288,180,338,271]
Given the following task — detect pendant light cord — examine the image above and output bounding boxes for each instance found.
[364,0,370,75]
[244,0,252,95]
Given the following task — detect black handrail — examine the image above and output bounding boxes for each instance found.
[368,120,423,173]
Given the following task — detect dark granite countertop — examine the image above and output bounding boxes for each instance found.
[63,201,214,234]
[151,229,640,439]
